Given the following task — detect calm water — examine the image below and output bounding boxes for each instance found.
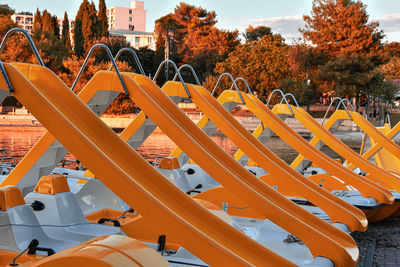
[0,126,358,166]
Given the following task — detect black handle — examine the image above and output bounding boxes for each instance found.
[98,218,121,227]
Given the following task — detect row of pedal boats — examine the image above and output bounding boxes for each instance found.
[0,28,400,266]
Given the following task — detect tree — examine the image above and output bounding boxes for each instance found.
[74,0,88,57]
[98,0,109,38]
[301,0,384,62]
[316,56,376,102]
[61,12,71,49]
[301,0,387,106]
[215,34,290,100]
[0,15,18,39]
[52,15,60,39]
[0,4,14,16]
[33,8,42,33]
[41,10,53,34]
[381,56,400,80]
[243,25,272,42]
[154,3,239,82]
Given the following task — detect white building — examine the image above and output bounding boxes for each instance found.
[109,30,156,50]
[11,13,34,33]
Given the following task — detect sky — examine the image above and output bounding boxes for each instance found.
[3,0,400,43]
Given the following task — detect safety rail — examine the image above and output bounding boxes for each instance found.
[266,89,294,116]
[172,64,201,86]
[0,148,16,166]
[229,77,253,95]
[281,93,300,107]
[0,28,45,92]
[71,43,129,95]
[211,73,245,104]
[153,59,191,98]
[321,97,354,125]
[110,47,145,75]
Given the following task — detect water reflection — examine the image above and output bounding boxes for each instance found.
[0,126,358,166]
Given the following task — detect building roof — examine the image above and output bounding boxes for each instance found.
[110,29,154,36]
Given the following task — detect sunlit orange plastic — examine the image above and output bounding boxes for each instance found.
[137,80,363,265]
[223,91,393,203]
[329,110,400,159]
[0,63,294,266]
[162,82,367,227]
[158,157,180,170]
[31,235,169,266]
[33,174,70,195]
[0,185,25,211]
[272,104,400,192]
[353,123,400,173]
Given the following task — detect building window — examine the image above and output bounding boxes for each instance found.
[129,10,132,14]
[135,37,140,43]
[129,17,132,22]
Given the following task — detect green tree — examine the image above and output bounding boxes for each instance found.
[0,4,14,16]
[61,12,71,49]
[215,34,290,100]
[98,0,109,38]
[243,25,272,42]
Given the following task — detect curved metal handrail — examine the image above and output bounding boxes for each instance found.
[0,28,44,66]
[0,60,13,92]
[280,93,300,107]
[110,47,145,75]
[153,59,191,98]
[229,77,253,95]
[0,28,45,92]
[321,97,353,125]
[265,89,294,116]
[211,73,244,104]
[172,64,201,86]
[71,43,129,95]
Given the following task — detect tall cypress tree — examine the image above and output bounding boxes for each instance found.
[41,10,53,34]
[74,0,87,57]
[61,12,71,49]
[52,15,60,39]
[98,0,109,38]
[33,8,42,33]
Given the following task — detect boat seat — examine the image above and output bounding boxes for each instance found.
[0,185,78,253]
[73,177,128,214]
[24,174,123,242]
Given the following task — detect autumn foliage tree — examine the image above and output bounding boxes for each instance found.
[301,0,392,106]
[302,0,384,61]
[154,3,238,82]
[215,33,290,100]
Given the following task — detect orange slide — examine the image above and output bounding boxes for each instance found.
[0,61,362,265]
[1,62,285,266]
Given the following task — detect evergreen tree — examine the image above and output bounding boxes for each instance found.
[52,15,60,39]
[33,8,42,33]
[243,25,272,42]
[98,0,109,38]
[61,12,71,49]
[0,4,14,16]
[41,10,53,34]
[74,0,88,57]
[73,19,85,57]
